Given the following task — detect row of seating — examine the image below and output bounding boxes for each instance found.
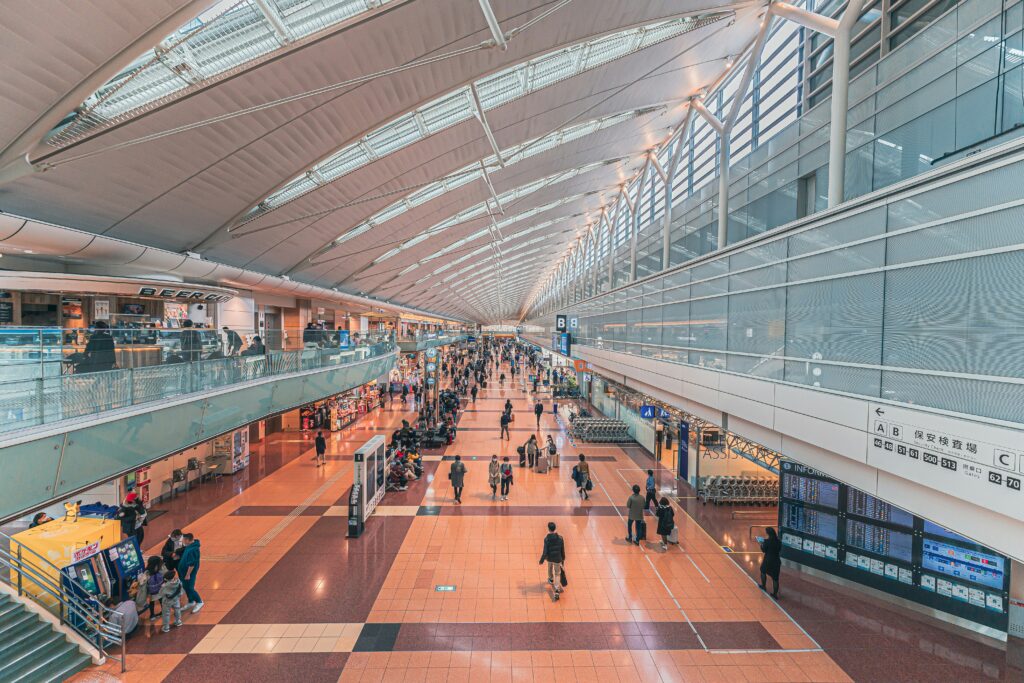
[698,475,779,505]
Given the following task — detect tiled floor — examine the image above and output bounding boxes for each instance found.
[70,362,1022,682]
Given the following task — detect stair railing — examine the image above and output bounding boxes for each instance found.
[0,530,125,672]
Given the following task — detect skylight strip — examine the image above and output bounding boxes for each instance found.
[248,13,724,217]
[47,0,393,148]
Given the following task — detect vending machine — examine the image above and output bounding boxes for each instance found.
[103,537,145,601]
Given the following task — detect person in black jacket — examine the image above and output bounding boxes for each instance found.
[222,326,243,356]
[539,522,565,597]
[117,493,147,546]
[760,526,782,598]
[80,321,116,373]
[534,400,544,430]
[655,497,675,550]
[161,530,183,570]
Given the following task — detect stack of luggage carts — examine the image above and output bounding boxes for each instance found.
[569,417,632,443]
[698,474,779,505]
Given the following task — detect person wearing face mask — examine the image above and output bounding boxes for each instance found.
[488,455,501,499]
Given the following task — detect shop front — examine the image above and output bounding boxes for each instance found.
[0,272,236,378]
[286,380,385,432]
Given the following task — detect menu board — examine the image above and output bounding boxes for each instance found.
[778,461,1009,632]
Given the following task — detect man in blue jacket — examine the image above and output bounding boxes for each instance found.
[178,533,204,613]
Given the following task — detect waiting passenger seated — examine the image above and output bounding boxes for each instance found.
[241,335,266,356]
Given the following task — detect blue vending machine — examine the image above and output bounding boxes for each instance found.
[103,537,145,601]
[61,554,112,631]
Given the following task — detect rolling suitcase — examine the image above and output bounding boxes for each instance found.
[637,519,647,542]
[536,454,550,474]
[517,445,527,466]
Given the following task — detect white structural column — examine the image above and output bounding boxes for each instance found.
[662,108,693,270]
[604,209,615,290]
[771,0,863,207]
[690,98,727,249]
[590,228,599,295]
[628,166,645,281]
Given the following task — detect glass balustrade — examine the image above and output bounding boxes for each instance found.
[0,327,396,435]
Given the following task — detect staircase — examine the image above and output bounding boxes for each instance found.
[0,593,92,682]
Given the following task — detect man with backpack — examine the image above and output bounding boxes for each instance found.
[539,522,566,599]
[500,411,511,441]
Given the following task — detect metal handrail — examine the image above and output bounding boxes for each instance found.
[0,530,125,672]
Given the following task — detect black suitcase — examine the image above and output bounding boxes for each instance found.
[517,445,526,466]
[637,519,647,541]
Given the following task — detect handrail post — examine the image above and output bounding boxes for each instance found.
[16,544,23,596]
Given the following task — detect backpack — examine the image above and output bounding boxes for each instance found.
[147,572,164,596]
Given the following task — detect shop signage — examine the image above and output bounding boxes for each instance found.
[93,299,110,320]
[555,314,567,331]
[866,403,1024,523]
[137,287,233,303]
[0,301,12,323]
[72,541,101,563]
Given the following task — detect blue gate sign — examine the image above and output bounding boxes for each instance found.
[658,408,670,419]
[639,405,656,419]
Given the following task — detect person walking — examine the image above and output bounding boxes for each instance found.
[575,454,591,500]
[135,555,164,622]
[449,455,467,504]
[525,434,539,468]
[655,497,675,550]
[644,469,657,511]
[388,382,395,404]
[759,527,782,598]
[500,411,511,441]
[177,533,204,613]
[158,569,184,633]
[401,383,409,404]
[539,522,566,599]
[499,457,514,501]
[488,455,500,499]
[533,400,544,430]
[545,436,557,467]
[470,384,478,404]
[626,485,645,545]
[180,319,202,362]
[314,430,327,467]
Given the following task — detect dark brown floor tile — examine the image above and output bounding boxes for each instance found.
[165,652,348,683]
[695,621,781,650]
[125,624,212,654]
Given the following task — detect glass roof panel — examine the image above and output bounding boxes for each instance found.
[246,12,724,219]
[46,0,392,148]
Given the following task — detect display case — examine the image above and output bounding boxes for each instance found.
[213,429,249,473]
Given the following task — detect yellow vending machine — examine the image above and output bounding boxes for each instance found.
[9,516,120,610]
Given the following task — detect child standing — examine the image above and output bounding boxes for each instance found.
[159,569,184,633]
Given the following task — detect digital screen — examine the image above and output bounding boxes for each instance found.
[922,539,1005,590]
[111,539,143,576]
[845,520,913,563]
[76,564,99,595]
[922,521,976,544]
[558,333,571,356]
[782,473,839,508]
[122,303,146,315]
[846,490,914,528]
[781,502,838,541]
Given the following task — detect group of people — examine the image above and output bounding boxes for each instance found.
[105,528,203,638]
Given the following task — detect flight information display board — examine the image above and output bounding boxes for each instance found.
[778,461,1009,632]
[782,473,839,508]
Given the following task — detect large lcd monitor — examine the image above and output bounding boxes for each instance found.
[777,460,1009,632]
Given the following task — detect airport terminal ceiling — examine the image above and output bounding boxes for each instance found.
[0,0,766,323]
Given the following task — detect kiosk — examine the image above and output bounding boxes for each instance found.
[103,537,145,601]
